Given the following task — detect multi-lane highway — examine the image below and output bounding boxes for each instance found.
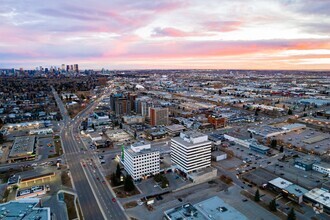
[52,87,127,220]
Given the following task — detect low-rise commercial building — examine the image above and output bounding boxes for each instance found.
[282,123,306,132]
[211,151,227,161]
[9,136,36,162]
[268,177,308,204]
[164,196,247,220]
[313,162,330,176]
[294,158,315,171]
[165,124,185,137]
[248,126,286,138]
[208,133,225,146]
[29,128,53,135]
[88,132,102,142]
[304,188,330,214]
[248,140,270,154]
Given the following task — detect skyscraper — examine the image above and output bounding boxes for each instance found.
[74,64,79,73]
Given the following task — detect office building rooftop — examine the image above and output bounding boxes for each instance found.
[0,198,50,220]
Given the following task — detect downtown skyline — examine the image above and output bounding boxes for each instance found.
[1,0,330,70]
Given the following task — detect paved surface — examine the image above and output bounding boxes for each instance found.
[53,86,126,220]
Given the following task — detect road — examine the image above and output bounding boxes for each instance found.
[52,87,126,220]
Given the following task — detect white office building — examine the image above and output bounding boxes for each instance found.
[123,142,160,180]
[171,131,212,174]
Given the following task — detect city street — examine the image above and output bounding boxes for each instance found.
[53,87,127,220]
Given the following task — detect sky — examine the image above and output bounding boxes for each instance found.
[1,0,330,70]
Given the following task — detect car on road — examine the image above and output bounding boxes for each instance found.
[112,198,116,202]
[242,198,248,202]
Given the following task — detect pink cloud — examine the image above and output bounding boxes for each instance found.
[152,27,214,38]
[152,27,193,37]
[203,20,243,32]
[97,38,330,61]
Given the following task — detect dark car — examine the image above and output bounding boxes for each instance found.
[178,198,183,202]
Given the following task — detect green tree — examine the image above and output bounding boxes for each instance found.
[154,174,163,182]
[288,109,293,115]
[124,175,135,192]
[254,189,260,202]
[287,208,296,220]
[269,199,277,212]
[116,164,121,179]
[271,139,277,149]
[111,172,119,186]
[161,177,169,188]
[0,133,5,144]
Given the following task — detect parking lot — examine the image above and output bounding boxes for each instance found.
[126,183,280,220]
[37,136,56,159]
[135,172,187,197]
[278,127,330,154]
[264,159,328,190]
[227,143,267,162]
[213,156,242,170]
[241,168,279,187]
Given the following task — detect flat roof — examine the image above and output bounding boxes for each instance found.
[125,145,159,157]
[249,142,270,151]
[304,188,330,208]
[284,184,308,197]
[294,157,318,165]
[172,136,211,148]
[0,198,50,220]
[303,135,329,144]
[248,126,284,137]
[208,133,225,141]
[211,151,227,157]
[165,124,185,132]
[9,136,35,158]
[165,203,207,220]
[313,161,330,169]
[268,177,292,189]
[282,123,306,130]
[195,196,248,220]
